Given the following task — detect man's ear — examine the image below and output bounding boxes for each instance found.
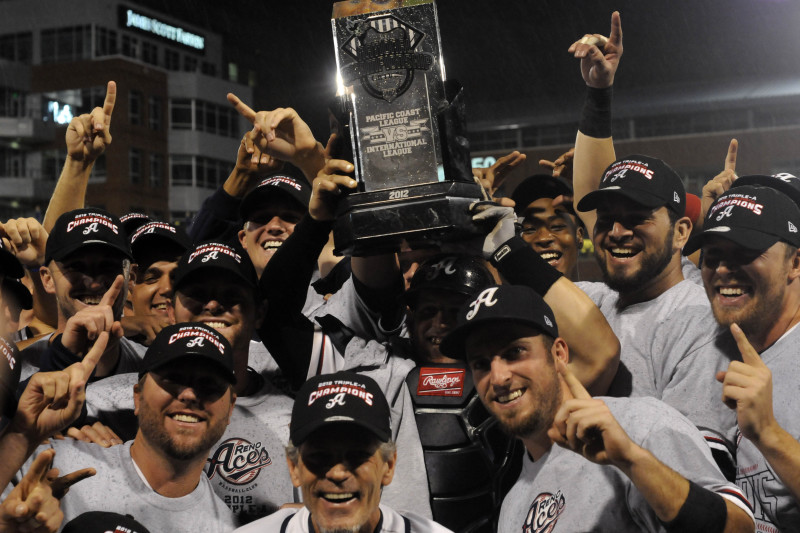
[40,265,55,295]
[550,337,569,366]
[133,380,142,416]
[673,216,692,250]
[381,450,397,487]
[238,227,248,250]
[575,226,585,249]
[788,246,800,282]
[130,264,140,285]
[287,453,302,488]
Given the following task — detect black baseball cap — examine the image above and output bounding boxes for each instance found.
[173,240,258,291]
[45,208,131,264]
[239,174,310,222]
[440,285,559,359]
[62,512,151,533]
[0,239,23,279]
[731,173,800,210]
[404,254,495,308]
[140,322,236,384]
[119,212,152,236]
[577,155,685,216]
[130,221,191,264]
[684,185,800,255]
[0,336,20,422]
[291,372,391,445]
[2,277,32,310]
[511,174,575,217]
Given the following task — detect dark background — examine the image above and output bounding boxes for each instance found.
[132,0,800,137]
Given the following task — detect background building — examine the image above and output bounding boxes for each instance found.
[0,0,252,223]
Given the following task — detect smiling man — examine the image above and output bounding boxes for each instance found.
[237,175,309,278]
[441,285,753,533]
[20,208,146,381]
[511,174,585,279]
[9,322,237,532]
[235,371,453,533]
[684,184,800,531]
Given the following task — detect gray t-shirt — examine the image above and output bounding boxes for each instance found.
[499,397,752,533]
[234,504,453,533]
[19,333,146,381]
[736,324,800,531]
[10,440,236,533]
[576,279,739,454]
[84,373,296,526]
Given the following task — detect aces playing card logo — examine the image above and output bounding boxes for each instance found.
[206,438,272,485]
[340,14,433,102]
[523,490,565,533]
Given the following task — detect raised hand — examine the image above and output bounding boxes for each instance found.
[698,139,738,230]
[11,325,108,444]
[547,358,636,465]
[64,81,115,164]
[568,12,623,89]
[716,323,776,443]
[538,147,576,180]
[310,159,358,221]
[0,449,95,533]
[473,151,527,201]
[0,218,48,268]
[227,94,324,180]
[61,275,124,356]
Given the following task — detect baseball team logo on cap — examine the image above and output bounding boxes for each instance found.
[683,185,800,255]
[577,155,685,215]
[66,212,120,235]
[131,221,178,243]
[141,323,236,383]
[291,372,391,445]
[188,242,242,264]
[259,175,303,192]
[167,325,227,356]
[440,285,559,359]
[46,208,132,264]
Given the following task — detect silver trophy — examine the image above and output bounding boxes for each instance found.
[330,0,483,256]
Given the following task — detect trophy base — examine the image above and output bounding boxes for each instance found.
[333,181,484,256]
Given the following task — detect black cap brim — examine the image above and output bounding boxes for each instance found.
[292,418,390,446]
[733,175,800,210]
[440,317,553,360]
[577,187,670,213]
[683,226,780,256]
[0,249,24,279]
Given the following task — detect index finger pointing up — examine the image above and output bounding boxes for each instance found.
[227,93,256,123]
[724,139,738,173]
[608,11,622,47]
[730,323,765,368]
[99,275,124,308]
[103,81,116,121]
[556,358,592,400]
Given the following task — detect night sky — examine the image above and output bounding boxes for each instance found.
[131,0,800,137]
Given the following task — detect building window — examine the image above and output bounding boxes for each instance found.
[150,153,163,188]
[170,99,192,129]
[130,148,142,184]
[201,62,216,77]
[129,90,142,126]
[41,26,91,63]
[164,49,180,71]
[121,34,139,59]
[142,41,158,66]
[148,96,162,131]
[183,55,198,72]
[42,150,67,181]
[90,154,107,184]
[0,88,24,118]
[228,62,238,82]
[94,27,117,57]
[80,86,107,113]
[170,155,194,186]
[0,32,33,64]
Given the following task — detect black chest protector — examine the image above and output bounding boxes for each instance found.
[405,362,522,533]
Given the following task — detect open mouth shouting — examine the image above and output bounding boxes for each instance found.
[714,283,751,305]
[261,240,283,253]
[539,250,563,266]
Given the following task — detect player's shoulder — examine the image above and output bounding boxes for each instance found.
[602,396,701,442]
